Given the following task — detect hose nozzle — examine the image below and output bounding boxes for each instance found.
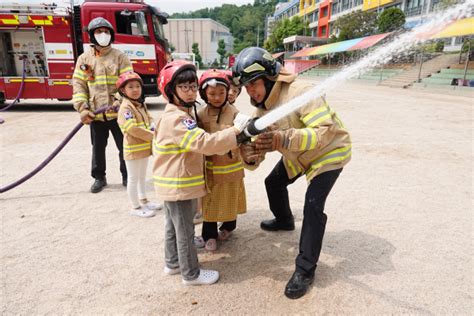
[237,117,264,144]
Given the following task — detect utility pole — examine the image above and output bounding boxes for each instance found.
[257,25,260,47]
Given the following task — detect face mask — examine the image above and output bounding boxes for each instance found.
[95,32,111,47]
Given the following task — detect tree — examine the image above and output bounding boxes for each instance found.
[192,43,202,67]
[332,10,378,41]
[264,16,308,52]
[377,8,405,33]
[217,39,227,66]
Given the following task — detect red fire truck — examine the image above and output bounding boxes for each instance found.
[0,0,170,105]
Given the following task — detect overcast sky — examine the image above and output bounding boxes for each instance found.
[21,0,254,15]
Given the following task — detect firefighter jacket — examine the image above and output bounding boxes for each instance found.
[248,68,352,182]
[117,98,154,161]
[72,46,133,121]
[152,103,239,202]
[198,103,245,184]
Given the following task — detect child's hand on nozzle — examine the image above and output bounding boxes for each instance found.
[233,113,252,133]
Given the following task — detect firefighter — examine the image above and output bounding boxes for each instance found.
[232,47,352,299]
[72,17,133,193]
[153,60,250,285]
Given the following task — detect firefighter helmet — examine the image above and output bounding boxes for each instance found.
[232,47,281,86]
[198,69,229,102]
[157,60,196,101]
[116,71,143,90]
[87,17,115,45]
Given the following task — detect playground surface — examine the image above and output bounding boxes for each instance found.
[1,81,472,314]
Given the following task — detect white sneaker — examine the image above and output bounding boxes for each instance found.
[142,201,162,211]
[182,269,219,286]
[193,236,205,248]
[164,266,181,275]
[130,207,156,218]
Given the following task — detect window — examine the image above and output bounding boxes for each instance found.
[322,7,328,17]
[321,25,327,36]
[115,10,149,36]
[152,15,165,40]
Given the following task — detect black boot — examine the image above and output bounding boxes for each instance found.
[122,176,127,187]
[260,216,295,231]
[90,178,107,193]
[284,271,314,299]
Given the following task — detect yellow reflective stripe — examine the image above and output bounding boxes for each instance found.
[153,175,205,188]
[302,106,331,128]
[73,71,86,80]
[206,161,244,174]
[154,142,189,154]
[299,128,318,151]
[120,119,136,132]
[119,66,133,74]
[124,142,151,153]
[179,128,203,150]
[286,159,302,177]
[309,145,352,172]
[72,93,88,101]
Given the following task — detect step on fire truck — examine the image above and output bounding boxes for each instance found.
[0,0,170,105]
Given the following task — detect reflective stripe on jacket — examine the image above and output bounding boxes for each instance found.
[117,98,154,160]
[152,104,238,201]
[250,68,351,182]
[198,103,245,184]
[72,46,133,121]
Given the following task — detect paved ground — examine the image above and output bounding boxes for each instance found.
[1,80,472,314]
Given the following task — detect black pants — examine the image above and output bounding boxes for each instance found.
[202,220,237,241]
[265,159,342,276]
[90,119,127,180]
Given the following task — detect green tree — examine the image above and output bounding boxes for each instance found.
[217,39,227,66]
[192,43,202,67]
[332,10,378,41]
[264,16,308,52]
[377,8,405,33]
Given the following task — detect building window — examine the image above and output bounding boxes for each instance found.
[322,7,328,17]
[321,25,327,36]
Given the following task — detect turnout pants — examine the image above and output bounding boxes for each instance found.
[90,119,127,180]
[265,159,342,276]
[164,199,200,281]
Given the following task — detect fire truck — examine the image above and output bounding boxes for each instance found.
[0,0,170,105]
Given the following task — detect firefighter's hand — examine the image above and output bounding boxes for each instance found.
[233,113,252,133]
[80,110,95,125]
[240,142,260,164]
[255,131,283,154]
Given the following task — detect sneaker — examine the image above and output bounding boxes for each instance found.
[90,178,107,193]
[193,236,205,248]
[164,266,181,275]
[204,238,217,251]
[193,212,203,225]
[130,207,156,218]
[182,269,219,286]
[142,201,162,211]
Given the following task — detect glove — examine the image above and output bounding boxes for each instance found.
[240,142,260,164]
[255,131,284,154]
[80,110,95,125]
[233,113,252,133]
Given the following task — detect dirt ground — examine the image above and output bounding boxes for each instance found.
[1,80,472,314]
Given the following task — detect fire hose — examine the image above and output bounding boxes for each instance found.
[0,106,112,193]
[0,58,27,124]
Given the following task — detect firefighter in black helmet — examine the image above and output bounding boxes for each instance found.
[72,17,133,193]
[232,47,351,299]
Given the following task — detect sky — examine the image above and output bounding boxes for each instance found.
[21,0,254,15]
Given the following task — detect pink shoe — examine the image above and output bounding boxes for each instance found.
[205,238,217,251]
[218,229,232,241]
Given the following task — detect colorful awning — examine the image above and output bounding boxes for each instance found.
[272,52,285,59]
[293,32,391,57]
[431,17,474,39]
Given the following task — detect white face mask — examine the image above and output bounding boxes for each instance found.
[94,32,111,47]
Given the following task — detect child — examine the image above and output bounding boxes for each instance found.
[197,69,247,251]
[116,71,162,218]
[225,70,242,105]
[153,61,249,285]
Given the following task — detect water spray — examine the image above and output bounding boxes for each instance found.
[239,0,473,139]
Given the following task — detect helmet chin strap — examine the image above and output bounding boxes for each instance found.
[253,79,275,109]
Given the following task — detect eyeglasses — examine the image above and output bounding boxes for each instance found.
[176,84,198,92]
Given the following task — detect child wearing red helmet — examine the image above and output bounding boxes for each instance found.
[197,69,249,251]
[116,71,162,218]
[153,61,250,285]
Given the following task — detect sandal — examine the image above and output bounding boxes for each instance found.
[205,238,217,251]
[218,229,232,241]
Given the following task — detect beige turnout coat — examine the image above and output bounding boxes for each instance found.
[198,103,245,184]
[248,68,351,181]
[72,46,133,121]
[152,104,238,202]
[117,98,154,160]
